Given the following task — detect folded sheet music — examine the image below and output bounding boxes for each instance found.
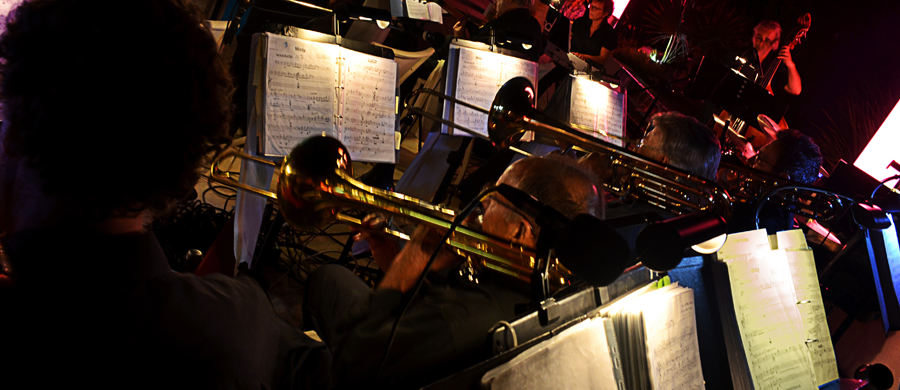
[714,229,839,389]
[254,33,397,163]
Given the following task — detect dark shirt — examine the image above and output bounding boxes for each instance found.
[728,47,796,104]
[570,17,617,56]
[305,264,529,389]
[472,8,545,61]
[0,229,330,389]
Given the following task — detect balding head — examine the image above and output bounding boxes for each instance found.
[483,155,603,247]
[500,155,603,218]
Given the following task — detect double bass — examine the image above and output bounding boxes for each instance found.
[714,13,811,154]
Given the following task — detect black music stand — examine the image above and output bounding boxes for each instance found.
[686,56,788,126]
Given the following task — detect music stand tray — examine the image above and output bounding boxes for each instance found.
[686,57,788,124]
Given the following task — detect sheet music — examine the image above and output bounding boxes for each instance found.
[569,77,601,132]
[568,76,625,147]
[777,229,809,250]
[597,87,626,147]
[452,47,537,137]
[339,49,397,163]
[642,286,705,390]
[482,318,620,389]
[786,249,840,386]
[263,33,337,156]
[717,228,771,260]
[405,0,442,23]
[727,250,817,390]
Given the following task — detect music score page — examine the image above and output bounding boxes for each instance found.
[569,76,626,147]
[260,33,396,163]
[450,46,538,137]
[263,34,338,157]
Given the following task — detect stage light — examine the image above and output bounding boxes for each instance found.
[635,211,728,271]
[611,0,630,22]
[855,98,900,183]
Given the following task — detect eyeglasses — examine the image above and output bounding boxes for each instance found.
[753,34,776,46]
[483,194,537,233]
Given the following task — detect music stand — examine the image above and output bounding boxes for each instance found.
[686,57,788,125]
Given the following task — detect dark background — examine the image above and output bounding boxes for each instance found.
[618,0,900,168]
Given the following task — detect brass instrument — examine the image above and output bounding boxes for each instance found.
[486,77,735,222]
[718,161,855,224]
[210,136,577,294]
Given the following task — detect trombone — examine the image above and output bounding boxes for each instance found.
[210,136,579,294]
[404,77,735,223]
[718,161,855,224]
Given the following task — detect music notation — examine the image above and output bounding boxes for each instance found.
[339,49,396,163]
[259,33,397,163]
[263,34,337,156]
[600,282,705,390]
[568,76,625,147]
[451,47,538,137]
[643,286,705,390]
[727,251,818,390]
[786,249,839,385]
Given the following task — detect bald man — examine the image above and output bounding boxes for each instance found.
[303,155,602,389]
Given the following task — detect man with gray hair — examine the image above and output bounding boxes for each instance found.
[732,20,802,96]
[604,112,721,256]
[637,112,722,180]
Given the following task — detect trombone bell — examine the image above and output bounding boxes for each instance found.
[277,135,353,231]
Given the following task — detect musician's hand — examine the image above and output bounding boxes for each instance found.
[573,52,586,61]
[351,214,401,272]
[406,225,462,272]
[778,46,795,68]
[377,225,463,292]
[453,20,467,38]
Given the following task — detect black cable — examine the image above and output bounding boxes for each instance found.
[375,185,501,380]
[870,174,900,198]
[754,185,854,231]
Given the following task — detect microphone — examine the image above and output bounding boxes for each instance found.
[555,214,631,287]
[494,184,631,286]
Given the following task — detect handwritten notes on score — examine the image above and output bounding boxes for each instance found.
[569,76,626,147]
[601,283,705,390]
[260,33,396,163]
[642,286,705,390]
[787,249,839,385]
[264,34,337,157]
[727,250,817,390]
[449,46,538,137]
[715,229,838,389]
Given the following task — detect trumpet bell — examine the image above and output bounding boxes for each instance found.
[277,135,353,231]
